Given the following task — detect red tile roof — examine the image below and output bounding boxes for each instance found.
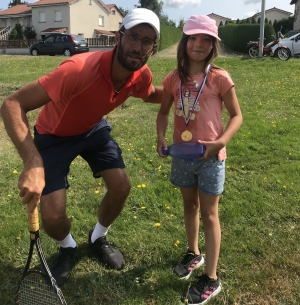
[41,27,68,33]
[29,0,74,6]
[94,29,114,35]
[0,4,31,15]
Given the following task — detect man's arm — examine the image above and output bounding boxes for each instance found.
[1,80,51,212]
[142,85,163,104]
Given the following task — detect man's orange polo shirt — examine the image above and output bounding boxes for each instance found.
[36,48,153,136]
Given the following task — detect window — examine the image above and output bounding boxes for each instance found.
[99,16,104,26]
[112,10,115,15]
[39,12,46,22]
[55,11,62,22]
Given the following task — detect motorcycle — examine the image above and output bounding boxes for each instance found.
[247,27,290,61]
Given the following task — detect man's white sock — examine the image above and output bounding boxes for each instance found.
[57,233,77,248]
[91,222,110,243]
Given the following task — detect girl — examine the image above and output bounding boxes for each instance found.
[156,15,242,305]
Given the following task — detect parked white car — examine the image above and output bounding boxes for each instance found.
[271,32,300,57]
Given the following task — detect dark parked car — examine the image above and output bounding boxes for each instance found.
[29,33,89,56]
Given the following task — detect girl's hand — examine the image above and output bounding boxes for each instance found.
[197,140,224,160]
[157,136,168,158]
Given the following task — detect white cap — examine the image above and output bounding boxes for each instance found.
[121,8,160,40]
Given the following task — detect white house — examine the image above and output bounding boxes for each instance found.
[251,7,293,24]
[207,13,231,27]
[0,0,123,40]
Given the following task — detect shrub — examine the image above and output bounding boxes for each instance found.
[23,26,37,39]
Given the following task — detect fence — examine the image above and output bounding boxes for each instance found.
[86,36,115,47]
[0,36,115,48]
[0,39,39,48]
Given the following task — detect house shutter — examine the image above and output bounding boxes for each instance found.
[39,12,46,22]
[99,16,104,26]
[55,11,62,21]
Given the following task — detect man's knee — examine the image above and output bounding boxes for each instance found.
[110,177,131,199]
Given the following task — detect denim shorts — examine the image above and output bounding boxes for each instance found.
[34,125,125,196]
[170,155,225,195]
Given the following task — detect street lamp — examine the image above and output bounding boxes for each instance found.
[259,0,266,58]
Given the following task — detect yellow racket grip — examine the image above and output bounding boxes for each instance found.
[27,206,39,233]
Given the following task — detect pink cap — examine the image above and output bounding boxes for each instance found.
[183,15,221,41]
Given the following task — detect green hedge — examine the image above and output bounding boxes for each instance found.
[157,25,182,52]
[219,23,276,53]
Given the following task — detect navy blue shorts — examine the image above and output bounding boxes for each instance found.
[34,124,125,195]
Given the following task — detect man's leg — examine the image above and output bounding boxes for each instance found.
[97,168,131,226]
[89,168,131,270]
[40,189,77,287]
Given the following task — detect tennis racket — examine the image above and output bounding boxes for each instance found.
[15,206,67,305]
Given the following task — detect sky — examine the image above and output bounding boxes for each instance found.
[0,0,295,26]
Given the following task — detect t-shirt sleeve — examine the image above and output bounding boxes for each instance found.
[162,71,176,94]
[38,57,86,103]
[216,69,235,97]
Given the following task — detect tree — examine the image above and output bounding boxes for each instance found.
[236,19,240,24]
[178,17,185,29]
[137,0,163,18]
[8,0,27,7]
[219,21,223,26]
[265,18,268,24]
[251,17,256,24]
[119,7,129,16]
[257,17,261,24]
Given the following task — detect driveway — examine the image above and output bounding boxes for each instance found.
[154,42,244,58]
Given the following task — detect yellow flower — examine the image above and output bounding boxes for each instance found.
[137,185,141,188]
[141,184,146,188]
[13,169,18,174]
[155,223,161,227]
[16,236,20,240]
[141,206,146,209]
[94,190,100,194]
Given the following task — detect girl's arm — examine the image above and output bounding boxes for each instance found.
[156,87,173,157]
[198,86,242,159]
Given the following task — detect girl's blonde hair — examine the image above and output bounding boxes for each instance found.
[177,33,220,85]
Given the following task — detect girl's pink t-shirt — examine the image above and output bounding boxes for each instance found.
[162,68,234,161]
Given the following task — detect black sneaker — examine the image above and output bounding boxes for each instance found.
[49,246,77,287]
[88,230,125,270]
[173,249,204,280]
[181,273,222,305]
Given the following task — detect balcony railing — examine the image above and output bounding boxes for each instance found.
[0,26,12,40]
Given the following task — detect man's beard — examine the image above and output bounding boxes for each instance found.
[116,43,150,71]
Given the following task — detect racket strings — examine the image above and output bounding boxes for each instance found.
[16,273,63,305]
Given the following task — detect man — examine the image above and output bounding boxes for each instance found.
[1,8,162,287]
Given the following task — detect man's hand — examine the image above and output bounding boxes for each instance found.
[18,167,45,214]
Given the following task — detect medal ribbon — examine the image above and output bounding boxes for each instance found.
[179,64,211,128]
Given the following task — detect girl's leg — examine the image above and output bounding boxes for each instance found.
[198,191,221,279]
[180,186,200,254]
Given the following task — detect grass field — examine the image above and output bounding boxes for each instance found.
[0,53,299,305]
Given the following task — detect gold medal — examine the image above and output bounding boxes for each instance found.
[181,130,192,142]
